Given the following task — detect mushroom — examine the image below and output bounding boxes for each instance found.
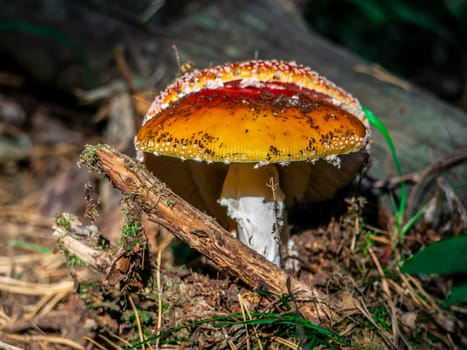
[135,60,370,266]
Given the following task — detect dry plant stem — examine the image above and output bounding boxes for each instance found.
[106,331,131,347]
[375,147,467,189]
[80,145,344,324]
[155,248,163,350]
[375,147,467,216]
[0,276,73,296]
[128,296,147,350]
[368,248,399,347]
[85,336,114,350]
[3,334,83,350]
[0,339,24,350]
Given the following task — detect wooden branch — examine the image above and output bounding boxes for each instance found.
[374,147,467,189]
[79,144,355,325]
[373,147,467,216]
[53,213,113,273]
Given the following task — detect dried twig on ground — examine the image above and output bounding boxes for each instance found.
[375,147,467,216]
[77,144,357,325]
[375,148,467,189]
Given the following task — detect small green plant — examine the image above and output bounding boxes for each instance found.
[55,214,72,231]
[401,235,467,306]
[372,305,391,330]
[78,281,96,299]
[78,144,103,170]
[124,309,154,326]
[64,252,86,277]
[122,214,141,239]
[120,212,146,255]
[69,255,85,267]
[360,231,377,256]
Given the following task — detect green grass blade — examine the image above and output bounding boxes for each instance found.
[128,311,348,348]
[7,239,52,254]
[363,106,407,239]
[400,203,429,237]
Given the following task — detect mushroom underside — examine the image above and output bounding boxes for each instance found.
[143,151,368,211]
[142,150,368,263]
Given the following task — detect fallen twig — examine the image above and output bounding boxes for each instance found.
[374,147,467,216]
[77,144,356,325]
[375,147,467,189]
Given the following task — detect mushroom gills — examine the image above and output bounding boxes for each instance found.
[219,163,285,266]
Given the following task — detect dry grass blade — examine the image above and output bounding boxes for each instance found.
[152,232,173,350]
[262,334,298,349]
[107,331,132,347]
[368,248,390,297]
[0,253,65,280]
[83,336,108,350]
[0,310,14,329]
[368,248,400,345]
[0,276,74,334]
[0,339,24,350]
[128,295,148,350]
[0,206,53,226]
[398,273,439,311]
[0,276,73,296]
[155,248,163,350]
[24,290,70,320]
[0,253,49,266]
[227,339,237,350]
[4,334,83,350]
[353,63,411,91]
[96,334,125,350]
[237,294,255,350]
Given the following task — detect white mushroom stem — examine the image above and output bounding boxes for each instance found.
[218,163,285,266]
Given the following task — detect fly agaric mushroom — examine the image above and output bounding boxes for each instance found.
[135,60,370,266]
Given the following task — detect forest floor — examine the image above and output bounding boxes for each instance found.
[0,67,466,350]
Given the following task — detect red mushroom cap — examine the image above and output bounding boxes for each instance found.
[135,60,369,164]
